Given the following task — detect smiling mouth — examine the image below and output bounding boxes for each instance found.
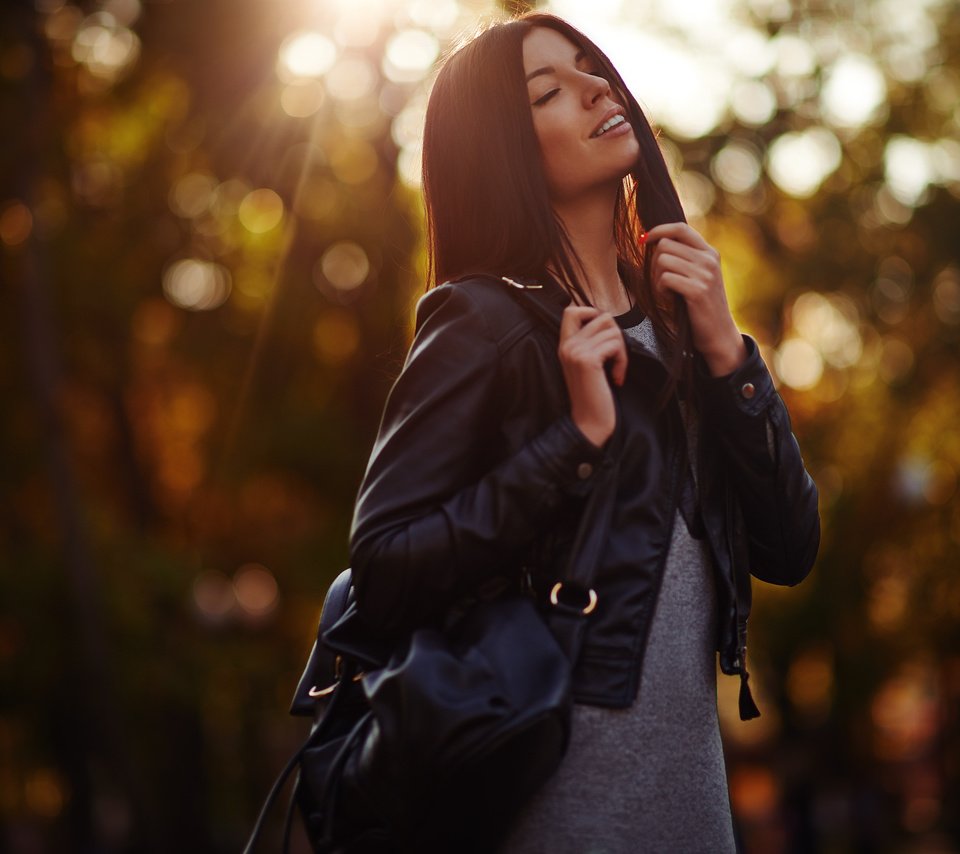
[591,114,627,138]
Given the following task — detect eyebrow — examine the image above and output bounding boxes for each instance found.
[525,49,587,83]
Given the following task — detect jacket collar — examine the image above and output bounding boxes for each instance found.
[500,271,657,360]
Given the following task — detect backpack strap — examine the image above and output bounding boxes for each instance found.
[497,275,624,663]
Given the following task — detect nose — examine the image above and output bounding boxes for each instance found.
[581,70,611,107]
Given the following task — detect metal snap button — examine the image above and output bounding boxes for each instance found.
[740,382,756,400]
[576,462,593,480]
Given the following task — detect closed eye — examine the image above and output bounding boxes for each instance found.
[532,89,560,106]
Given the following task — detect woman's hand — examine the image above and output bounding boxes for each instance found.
[558,306,627,448]
[646,222,747,377]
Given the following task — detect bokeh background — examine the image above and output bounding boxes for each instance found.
[2,0,960,850]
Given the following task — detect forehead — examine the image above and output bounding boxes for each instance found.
[521,27,584,75]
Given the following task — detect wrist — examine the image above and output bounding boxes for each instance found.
[701,331,747,378]
[572,414,612,449]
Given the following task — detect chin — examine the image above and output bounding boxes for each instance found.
[596,140,640,182]
[620,137,641,167]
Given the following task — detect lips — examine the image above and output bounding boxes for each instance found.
[590,107,627,139]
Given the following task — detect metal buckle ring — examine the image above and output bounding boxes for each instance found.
[549,582,598,615]
[307,655,364,698]
[307,682,337,699]
[307,672,363,698]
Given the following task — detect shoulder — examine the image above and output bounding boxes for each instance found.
[413,275,536,354]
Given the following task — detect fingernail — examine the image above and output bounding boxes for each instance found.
[638,231,648,245]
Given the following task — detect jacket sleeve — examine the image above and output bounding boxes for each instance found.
[696,335,820,586]
[349,283,605,634]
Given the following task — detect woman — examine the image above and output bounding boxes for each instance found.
[349,12,820,853]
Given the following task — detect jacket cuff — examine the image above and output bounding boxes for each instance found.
[529,415,607,497]
[697,335,775,420]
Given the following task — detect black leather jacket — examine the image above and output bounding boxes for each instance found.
[349,274,820,717]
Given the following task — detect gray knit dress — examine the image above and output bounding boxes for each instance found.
[498,312,737,854]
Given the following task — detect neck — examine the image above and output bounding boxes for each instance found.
[549,184,627,314]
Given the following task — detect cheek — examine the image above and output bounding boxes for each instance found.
[533,116,580,185]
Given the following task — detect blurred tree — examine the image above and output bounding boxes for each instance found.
[2,0,959,850]
[2,0,426,849]
[638,0,960,848]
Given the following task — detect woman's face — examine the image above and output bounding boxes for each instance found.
[522,27,640,202]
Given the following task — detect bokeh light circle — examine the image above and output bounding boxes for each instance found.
[730,80,777,126]
[712,142,762,194]
[408,0,460,35]
[0,202,34,246]
[233,563,279,619]
[238,188,285,233]
[169,172,217,219]
[162,259,232,311]
[773,33,816,77]
[884,136,935,206]
[333,0,384,47]
[675,171,716,219]
[317,241,370,292]
[72,13,140,82]
[821,54,887,129]
[791,291,863,368]
[383,29,440,83]
[326,56,378,101]
[767,128,842,198]
[278,31,337,81]
[775,338,824,390]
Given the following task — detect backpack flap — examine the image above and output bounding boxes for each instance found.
[322,600,393,671]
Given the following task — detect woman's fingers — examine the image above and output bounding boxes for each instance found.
[558,306,627,446]
[560,309,626,370]
[651,237,716,277]
[559,306,621,349]
[645,221,713,252]
[559,305,601,338]
[645,222,747,376]
[561,325,628,384]
[651,240,711,274]
[651,251,703,290]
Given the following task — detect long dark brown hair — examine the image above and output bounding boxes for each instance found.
[421,12,693,398]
